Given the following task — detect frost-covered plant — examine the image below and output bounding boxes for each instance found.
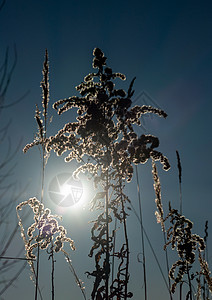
[47,48,170,299]
[47,48,169,177]
[16,197,75,281]
[165,206,205,294]
[17,51,85,300]
[23,48,50,193]
[152,158,212,299]
[17,197,75,259]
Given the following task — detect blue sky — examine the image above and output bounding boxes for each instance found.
[0,0,212,299]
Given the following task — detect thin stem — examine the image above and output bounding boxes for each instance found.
[135,165,147,300]
[152,161,173,300]
[40,143,45,204]
[186,263,193,300]
[120,184,129,299]
[105,170,110,299]
[35,244,40,300]
[179,182,182,215]
[0,256,35,261]
[180,282,183,300]
[111,209,117,285]
[35,143,45,300]
[162,231,173,300]
[63,250,86,300]
[51,240,55,300]
[129,201,170,292]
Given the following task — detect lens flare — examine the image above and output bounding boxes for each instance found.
[48,173,83,207]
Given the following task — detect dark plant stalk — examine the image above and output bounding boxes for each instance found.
[105,170,110,299]
[111,208,117,285]
[0,256,35,261]
[35,245,40,300]
[204,221,209,300]
[120,185,129,299]
[186,263,193,300]
[177,151,189,299]
[135,166,147,300]
[162,231,173,300]
[177,151,193,299]
[180,282,183,300]
[51,240,55,300]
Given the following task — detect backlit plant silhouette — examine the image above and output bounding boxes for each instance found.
[46,48,170,299]
[16,48,212,300]
[17,51,85,300]
[152,157,212,299]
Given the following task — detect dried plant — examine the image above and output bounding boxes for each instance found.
[16,50,86,300]
[12,46,211,300]
[16,197,75,274]
[47,47,170,299]
[165,206,205,294]
[152,155,212,299]
[16,195,86,299]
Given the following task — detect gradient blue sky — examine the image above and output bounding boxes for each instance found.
[1,0,212,299]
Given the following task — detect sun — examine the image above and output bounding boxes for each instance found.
[60,183,71,197]
[48,173,84,207]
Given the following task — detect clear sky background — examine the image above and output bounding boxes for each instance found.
[0,0,212,299]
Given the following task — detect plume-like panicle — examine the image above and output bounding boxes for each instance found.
[152,160,165,231]
[41,49,49,120]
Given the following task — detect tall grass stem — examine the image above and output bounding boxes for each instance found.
[51,241,55,300]
[105,170,110,298]
[135,165,147,300]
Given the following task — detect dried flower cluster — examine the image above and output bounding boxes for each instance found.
[152,161,165,231]
[164,205,206,293]
[152,159,212,298]
[16,197,75,260]
[198,251,212,294]
[47,48,170,182]
[16,50,88,300]
[23,50,49,154]
[45,48,171,299]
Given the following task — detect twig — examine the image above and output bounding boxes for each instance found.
[0,256,35,261]
[135,165,147,300]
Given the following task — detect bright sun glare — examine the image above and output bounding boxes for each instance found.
[48,173,84,208]
[60,183,71,197]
